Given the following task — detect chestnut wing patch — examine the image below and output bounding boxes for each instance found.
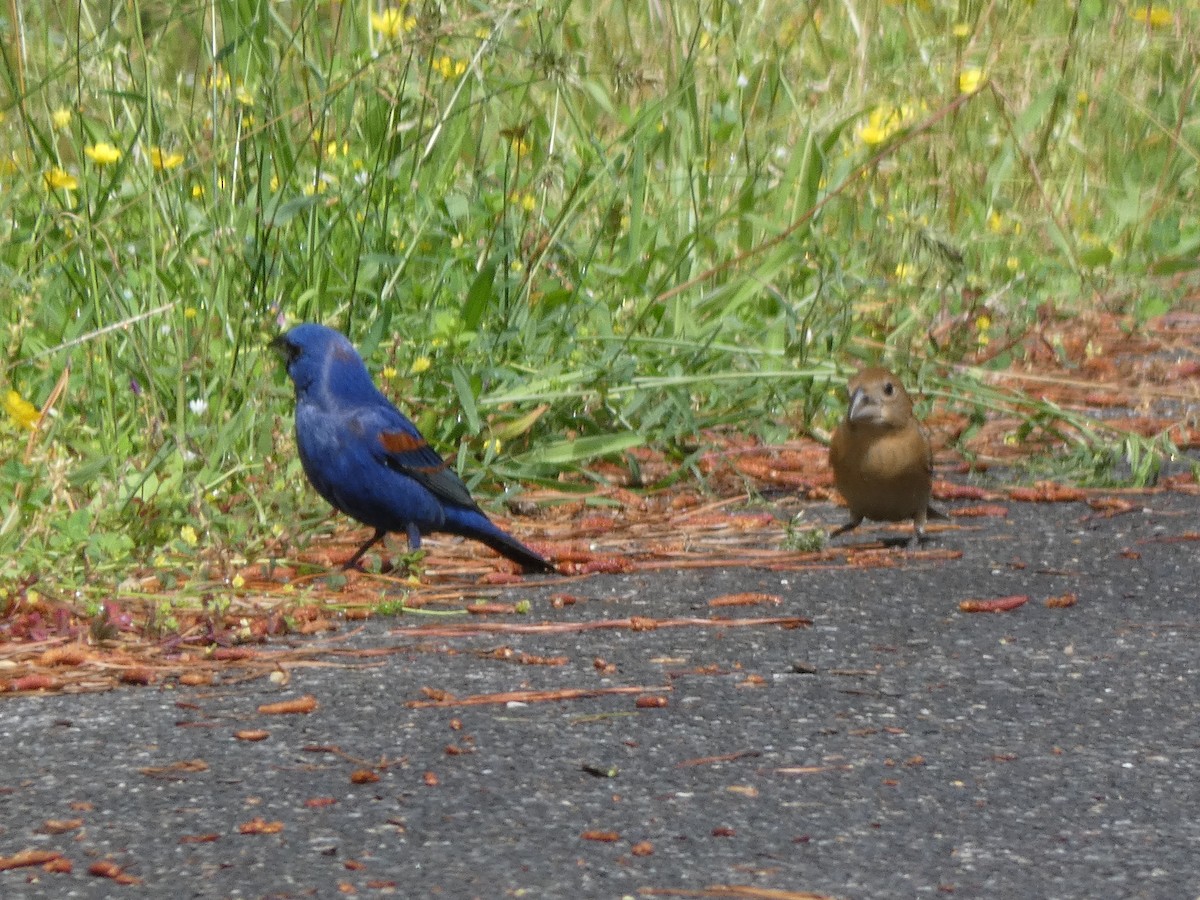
[378,429,478,510]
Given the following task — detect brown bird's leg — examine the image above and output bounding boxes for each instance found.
[343,528,387,570]
[829,516,863,538]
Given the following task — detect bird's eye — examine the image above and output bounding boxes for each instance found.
[882,381,894,396]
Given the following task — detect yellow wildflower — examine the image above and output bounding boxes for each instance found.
[894,262,916,281]
[44,167,78,191]
[52,107,72,129]
[1128,5,1172,26]
[184,307,198,319]
[410,356,432,375]
[433,56,467,79]
[958,68,985,95]
[180,525,199,547]
[4,390,40,430]
[975,314,991,347]
[231,574,246,590]
[150,147,185,170]
[85,142,122,165]
[520,192,536,212]
[382,366,398,379]
[952,23,971,38]
[235,85,254,107]
[192,183,205,199]
[371,9,416,38]
[856,104,918,146]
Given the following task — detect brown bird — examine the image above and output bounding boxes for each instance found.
[828,366,946,541]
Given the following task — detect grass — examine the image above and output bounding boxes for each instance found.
[1,0,1198,599]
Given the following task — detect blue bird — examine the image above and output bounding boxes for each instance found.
[273,323,555,573]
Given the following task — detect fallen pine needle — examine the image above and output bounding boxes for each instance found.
[397,616,809,639]
[406,684,671,709]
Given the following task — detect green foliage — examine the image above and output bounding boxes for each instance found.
[1,1,1197,590]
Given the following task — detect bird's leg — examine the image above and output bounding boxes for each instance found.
[405,523,422,551]
[343,528,386,570]
[829,516,863,538]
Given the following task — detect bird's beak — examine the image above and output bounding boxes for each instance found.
[847,387,870,423]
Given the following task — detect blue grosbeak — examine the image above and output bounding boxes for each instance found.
[273,323,554,573]
[828,366,946,541]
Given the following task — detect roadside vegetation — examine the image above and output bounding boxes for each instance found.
[2,1,1197,604]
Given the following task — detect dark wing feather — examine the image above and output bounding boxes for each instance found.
[368,407,481,512]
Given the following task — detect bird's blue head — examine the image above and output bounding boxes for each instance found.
[272,323,379,405]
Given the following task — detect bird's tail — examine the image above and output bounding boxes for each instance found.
[928,503,950,521]
[442,507,557,574]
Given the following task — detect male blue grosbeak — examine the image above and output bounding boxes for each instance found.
[828,367,946,541]
[273,323,554,573]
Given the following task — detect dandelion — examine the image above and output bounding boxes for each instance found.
[952,22,970,38]
[52,107,72,129]
[84,142,122,165]
[191,183,205,199]
[371,9,416,39]
[180,525,199,547]
[958,67,985,95]
[44,166,78,191]
[150,147,185,170]
[410,356,432,375]
[1128,5,1172,26]
[382,366,398,379]
[184,307,198,319]
[4,389,40,430]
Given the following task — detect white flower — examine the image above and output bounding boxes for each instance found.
[736,73,749,89]
[189,398,208,415]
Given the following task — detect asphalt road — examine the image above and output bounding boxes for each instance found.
[1,491,1198,899]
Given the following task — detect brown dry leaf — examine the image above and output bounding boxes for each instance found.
[631,840,655,856]
[951,504,1009,519]
[0,849,65,871]
[581,830,620,842]
[466,602,517,615]
[234,730,270,742]
[37,647,88,667]
[708,593,782,608]
[42,856,72,873]
[258,695,318,715]
[408,684,670,709]
[1044,592,1078,609]
[635,695,669,709]
[959,595,1029,613]
[118,667,156,685]
[88,860,141,884]
[422,771,439,787]
[351,769,381,784]
[139,758,209,779]
[305,797,338,808]
[179,834,220,844]
[7,674,61,692]
[36,818,84,835]
[178,672,213,686]
[238,817,284,835]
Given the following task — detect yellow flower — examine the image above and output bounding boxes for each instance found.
[231,574,246,590]
[856,104,919,146]
[894,262,916,281]
[1128,5,1172,26]
[180,525,198,547]
[975,314,991,347]
[410,356,432,375]
[192,183,205,199]
[382,366,398,379]
[150,147,185,170]
[235,84,254,107]
[52,107,72,129]
[958,68,985,95]
[4,389,40,430]
[43,166,79,191]
[520,192,536,212]
[184,307,198,319]
[432,56,467,79]
[371,9,416,38]
[85,142,122,165]
[450,233,464,249]
[952,22,971,38]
